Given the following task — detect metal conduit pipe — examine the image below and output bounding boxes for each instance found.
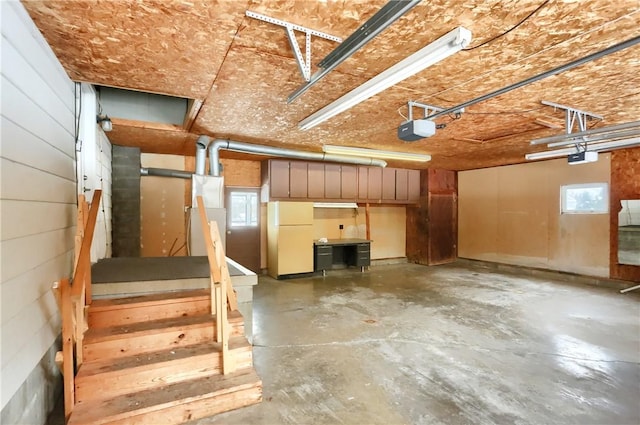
[206,137,387,176]
[140,167,193,179]
[194,135,208,175]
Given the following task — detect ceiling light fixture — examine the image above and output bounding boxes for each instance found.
[525,137,640,161]
[96,114,112,132]
[298,27,472,131]
[323,145,431,162]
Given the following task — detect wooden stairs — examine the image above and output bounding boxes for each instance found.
[54,193,261,424]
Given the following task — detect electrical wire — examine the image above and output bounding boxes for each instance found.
[464,0,551,51]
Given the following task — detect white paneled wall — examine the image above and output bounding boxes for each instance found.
[77,83,113,261]
[1,2,75,423]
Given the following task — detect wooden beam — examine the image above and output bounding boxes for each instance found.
[365,203,371,241]
[60,278,75,421]
[183,99,203,131]
[111,117,185,133]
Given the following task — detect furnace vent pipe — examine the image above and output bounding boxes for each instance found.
[205,137,387,176]
[194,135,208,175]
[140,167,193,179]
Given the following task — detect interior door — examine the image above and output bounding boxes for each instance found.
[225,188,261,272]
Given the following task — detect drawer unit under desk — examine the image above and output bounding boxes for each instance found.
[354,243,370,267]
[314,245,333,271]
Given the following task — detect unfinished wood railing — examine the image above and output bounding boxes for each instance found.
[53,190,101,421]
[196,196,238,374]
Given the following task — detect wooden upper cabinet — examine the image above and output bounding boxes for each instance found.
[395,169,408,201]
[382,168,396,200]
[340,165,358,200]
[367,167,382,200]
[324,164,341,199]
[307,162,325,199]
[289,162,308,198]
[269,160,290,198]
[262,160,420,203]
[408,170,420,202]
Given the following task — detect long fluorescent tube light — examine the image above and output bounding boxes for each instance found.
[299,27,472,130]
[288,0,422,103]
[525,137,640,160]
[530,120,640,145]
[323,144,431,162]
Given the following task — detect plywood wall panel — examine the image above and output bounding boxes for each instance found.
[140,154,187,257]
[221,158,261,187]
[458,169,499,260]
[610,148,640,282]
[459,156,611,277]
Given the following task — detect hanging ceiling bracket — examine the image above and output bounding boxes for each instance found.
[407,101,464,122]
[246,11,342,82]
[540,100,604,151]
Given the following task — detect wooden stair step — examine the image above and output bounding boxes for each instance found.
[69,367,262,425]
[89,290,211,328]
[76,337,253,403]
[83,311,244,361]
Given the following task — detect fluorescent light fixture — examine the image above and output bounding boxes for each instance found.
[299,27,472,130]
[323,144,431,162]
[313,202,358,209]
[525,137,640,161]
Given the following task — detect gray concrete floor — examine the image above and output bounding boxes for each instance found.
[193,262,640,425]
[47,262,640,425]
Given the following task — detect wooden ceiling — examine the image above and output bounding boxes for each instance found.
[22,0,640,170]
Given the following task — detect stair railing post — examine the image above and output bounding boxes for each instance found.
[60,278,75,420]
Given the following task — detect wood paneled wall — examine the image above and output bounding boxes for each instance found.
[610,148,640,282]
[458,156,611,277]
[406,169,457,265]
[1,2,75,421]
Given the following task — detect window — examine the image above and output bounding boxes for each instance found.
[229,191,258,227]
[560,183,608,214]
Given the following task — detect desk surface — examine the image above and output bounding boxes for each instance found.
[314,238,371,246]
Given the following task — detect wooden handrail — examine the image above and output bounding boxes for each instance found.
[71,190,102,303]
[196,196,239,374]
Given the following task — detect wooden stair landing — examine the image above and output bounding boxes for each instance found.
[69,290,261,424]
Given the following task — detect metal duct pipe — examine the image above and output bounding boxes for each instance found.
[194,135,208,175]
[205,137,387,176]
[140,167,193,179]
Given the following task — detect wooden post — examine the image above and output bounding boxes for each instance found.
[365,203,371,240]
[210,221,234,374]
[60,278,75,421]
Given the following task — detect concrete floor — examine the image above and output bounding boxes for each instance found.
[193,262,640,425]
[47,262,640,425]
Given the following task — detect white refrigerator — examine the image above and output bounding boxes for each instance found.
[267,202,314,278]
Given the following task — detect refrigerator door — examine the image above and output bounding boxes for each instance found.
[278,225,314,274]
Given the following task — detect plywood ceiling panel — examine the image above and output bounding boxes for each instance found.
[22,0,640,170]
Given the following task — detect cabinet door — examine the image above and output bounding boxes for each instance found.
[408,170,420,202]
[341,165,358,200]
[367,167,382,200]
[289,162,308,198]
[382,168,396,200]
[308,163,325,199]
[325,164,341,199]
[358,167,369,200]
[395,169,408,201]
[270,160,290,198]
